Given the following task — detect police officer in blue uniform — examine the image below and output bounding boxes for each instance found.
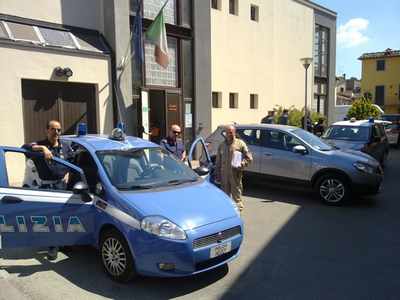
[160,124,186,161]
[23,120,72,260]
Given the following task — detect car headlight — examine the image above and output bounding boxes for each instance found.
[141,216,186,240]
[353,162,375,174]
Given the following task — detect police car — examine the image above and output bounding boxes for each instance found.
[322,118,390,166]
[0,125,242,282]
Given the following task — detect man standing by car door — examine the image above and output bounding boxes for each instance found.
[216,125,252,212]
[160,124,186,161]
[23,120,72,260]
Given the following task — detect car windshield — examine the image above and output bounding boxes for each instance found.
[322,126,370,142]
[97,148,198,190]
[292,129,333,151]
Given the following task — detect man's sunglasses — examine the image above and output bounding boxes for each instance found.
[173,130,181,135]
[50,128,62,133]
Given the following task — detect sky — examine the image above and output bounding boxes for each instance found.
[314,0,400,79]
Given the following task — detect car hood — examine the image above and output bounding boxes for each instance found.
[121,181,237,230]
[323,139,366,151]
[324,148,379,166]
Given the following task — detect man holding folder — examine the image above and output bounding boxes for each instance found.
[216,125,252,212]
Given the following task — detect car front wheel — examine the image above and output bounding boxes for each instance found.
[315,174,349,205]
[100,228,137,282]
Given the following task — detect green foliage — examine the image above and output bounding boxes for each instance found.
[273,105,325,128]
[347,96,381,120]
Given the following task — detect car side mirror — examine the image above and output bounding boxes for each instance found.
[292,145,308,155]
[194,166,210,176]
[72,181,92,202]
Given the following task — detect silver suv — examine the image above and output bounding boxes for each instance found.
[206,124,383,205]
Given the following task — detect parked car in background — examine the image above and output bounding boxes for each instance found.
[205,124,383,205]
[381,114,400,147]
[321,119,390,166]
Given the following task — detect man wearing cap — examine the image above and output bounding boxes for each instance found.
[160,124,186,161]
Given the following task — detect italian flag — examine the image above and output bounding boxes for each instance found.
[146,4,169,68]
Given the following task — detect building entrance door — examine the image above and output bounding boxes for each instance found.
[148,90,182,144]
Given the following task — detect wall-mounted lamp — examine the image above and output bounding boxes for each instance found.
[54,67,73,78]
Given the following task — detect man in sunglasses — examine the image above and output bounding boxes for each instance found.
[24,120,72,162]
[160,124,186,161]
[23,120,72,260]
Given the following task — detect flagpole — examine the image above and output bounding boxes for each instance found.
[154,0,169,19]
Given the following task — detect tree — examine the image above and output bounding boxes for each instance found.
[347,96,381,120]
[273,105,325,127]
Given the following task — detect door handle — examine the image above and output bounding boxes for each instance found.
[1,196,23,204]
[264,152,272,157]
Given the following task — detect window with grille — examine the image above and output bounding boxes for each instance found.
[314,24,329,78]
[145,37,178,87]
[144,0,176,25]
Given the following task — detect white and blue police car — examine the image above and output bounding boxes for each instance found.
[0,125,243,282]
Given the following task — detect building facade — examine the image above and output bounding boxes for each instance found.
[359,48,400,114]
[208,0,336,131]
[0,0,138,147]
[0,0,337,151]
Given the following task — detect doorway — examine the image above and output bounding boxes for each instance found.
[22,79,97,143]
[148,90,182,144]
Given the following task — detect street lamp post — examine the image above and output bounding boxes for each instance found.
[300,57,313,130]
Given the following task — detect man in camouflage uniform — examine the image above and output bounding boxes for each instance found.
[215,125,252,212]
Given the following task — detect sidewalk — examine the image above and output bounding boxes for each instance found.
[0,271,27,300]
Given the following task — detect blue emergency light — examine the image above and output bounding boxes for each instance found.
[369,117,375,123]
[76,123,88,136]
[117,122,126,133]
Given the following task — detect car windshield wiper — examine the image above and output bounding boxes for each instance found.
[119,184,155,190]
[165,178,198,186]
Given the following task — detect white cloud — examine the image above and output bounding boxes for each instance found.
[337,18,369,48]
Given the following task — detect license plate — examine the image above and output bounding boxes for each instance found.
[210,241,232,258]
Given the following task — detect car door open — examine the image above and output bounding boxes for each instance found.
[0,147,96,249]
[188,137,214,180]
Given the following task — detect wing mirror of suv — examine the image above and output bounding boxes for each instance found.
[292,145,308,155]
[194,166,210,176]
[73,181,93,202]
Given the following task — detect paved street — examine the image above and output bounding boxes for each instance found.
[1,148,399,300]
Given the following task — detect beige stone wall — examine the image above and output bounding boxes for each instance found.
[210,0,314,130]
[0,0,103,31]
[0,45,114,148]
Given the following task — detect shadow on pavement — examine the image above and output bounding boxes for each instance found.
[1,246,228,300]
[221,149,400,299]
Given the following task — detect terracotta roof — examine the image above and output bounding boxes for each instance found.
[359,48,400,60]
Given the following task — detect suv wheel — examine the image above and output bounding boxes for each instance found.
[100,228,137,282]
[315,174,349,205]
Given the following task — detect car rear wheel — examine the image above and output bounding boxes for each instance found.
[315,174,349,205]
[100,228,137,282]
